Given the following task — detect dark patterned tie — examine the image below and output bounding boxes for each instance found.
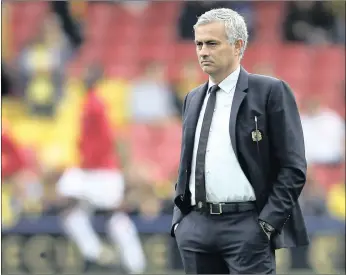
[195,85,219,208]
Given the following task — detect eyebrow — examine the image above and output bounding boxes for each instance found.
[195,40,218,44]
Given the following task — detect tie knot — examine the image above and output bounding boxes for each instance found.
[208,85,219,94]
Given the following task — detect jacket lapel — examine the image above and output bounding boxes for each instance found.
[184,82,209,164]
[229,66,249,160]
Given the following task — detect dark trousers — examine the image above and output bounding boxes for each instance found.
[175,209,276,274]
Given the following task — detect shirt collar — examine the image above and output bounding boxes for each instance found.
[208,66,241,94]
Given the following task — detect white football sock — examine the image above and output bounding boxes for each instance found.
[61,204,102,261]
[107,212,146,274]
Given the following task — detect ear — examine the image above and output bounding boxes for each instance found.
[234,40,244,57]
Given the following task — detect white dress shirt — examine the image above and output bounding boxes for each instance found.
[189,66,256,205]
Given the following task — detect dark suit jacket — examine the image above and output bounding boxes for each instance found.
[171,66,309,250]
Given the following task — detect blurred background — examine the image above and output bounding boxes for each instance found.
[1,1,345,274]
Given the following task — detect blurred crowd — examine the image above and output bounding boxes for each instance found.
[1,1,345,229]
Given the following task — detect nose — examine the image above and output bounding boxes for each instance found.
[198,44,209,57]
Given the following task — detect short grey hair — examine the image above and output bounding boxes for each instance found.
[193,8,248,58]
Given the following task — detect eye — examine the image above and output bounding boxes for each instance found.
[196,43,202,49]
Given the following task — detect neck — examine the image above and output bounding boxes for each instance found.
[210,63,240,84]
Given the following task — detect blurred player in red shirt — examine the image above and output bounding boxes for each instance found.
[56,66,145,273]
[1,126,44,225]
[2,126,27,198]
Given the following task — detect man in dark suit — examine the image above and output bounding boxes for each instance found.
[171,8,309,274]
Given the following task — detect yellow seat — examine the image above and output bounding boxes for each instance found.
[1,184,20,228]
[39,141,79,169]
[61,78,85,102]
[96,78,131,127]
[2,98,27,123]
[11,118,56,149]
[57,79,84,117]
[327,182,345,220]
[54,79,83,142]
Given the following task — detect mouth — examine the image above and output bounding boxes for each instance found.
[201,61,212,65]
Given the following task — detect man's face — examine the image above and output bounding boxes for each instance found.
[194,21,240,78]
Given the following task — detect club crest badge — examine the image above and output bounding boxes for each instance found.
[251,130,262,142]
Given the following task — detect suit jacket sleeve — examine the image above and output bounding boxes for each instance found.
[258,80,307,233]
[171,93,189,237]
